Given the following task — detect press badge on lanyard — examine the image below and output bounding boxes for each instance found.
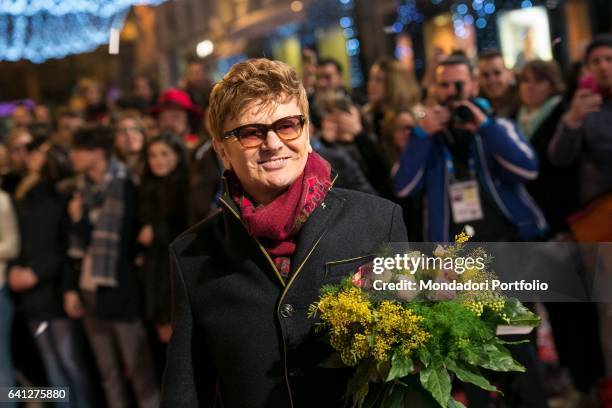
[444,147,484,224]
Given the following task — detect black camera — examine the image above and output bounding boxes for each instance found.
[448,81,475,125]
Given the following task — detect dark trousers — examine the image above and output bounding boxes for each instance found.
[81,292,159,408]
[28,319,95,408]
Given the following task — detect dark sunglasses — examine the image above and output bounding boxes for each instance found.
[223,115,306,148]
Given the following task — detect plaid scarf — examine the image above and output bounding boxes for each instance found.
[69,159,127,288]
[228,152,332,280]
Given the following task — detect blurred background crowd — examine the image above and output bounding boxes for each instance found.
[0,0,611,407]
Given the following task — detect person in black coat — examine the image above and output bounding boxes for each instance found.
[138,133,190,343]
[7,138,94,407]
[517,60,580,237]
[161,59,407,408]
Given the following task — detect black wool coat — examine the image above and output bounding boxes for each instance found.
[10,183,68,320]
[525,101,580,236]
[161,183,408,408]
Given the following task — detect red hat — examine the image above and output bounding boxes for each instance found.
[152,88,201,117]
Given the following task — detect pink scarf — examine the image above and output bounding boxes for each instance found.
[228,152,332,279]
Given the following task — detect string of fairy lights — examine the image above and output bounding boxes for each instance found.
[393,0,556,51]
[0,0,167,63]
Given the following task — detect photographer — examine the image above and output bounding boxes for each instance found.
[393,54,547,243]
[393,53,549,408]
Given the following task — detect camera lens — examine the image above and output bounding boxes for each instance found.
[453,105,474,124]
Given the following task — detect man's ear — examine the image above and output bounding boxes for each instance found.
[212,138,232,170]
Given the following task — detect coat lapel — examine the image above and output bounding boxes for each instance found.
[219,192,288,288]
[218,172,343,289]
[291,186,344,278]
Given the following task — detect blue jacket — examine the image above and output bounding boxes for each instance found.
[393,118,548,242]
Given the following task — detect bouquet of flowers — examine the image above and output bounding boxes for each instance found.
[308,233,540,407]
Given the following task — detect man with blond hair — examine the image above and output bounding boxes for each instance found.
[161,58,407,407]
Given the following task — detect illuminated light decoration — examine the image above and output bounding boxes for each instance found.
[396,0,422,25]
[475,17,487,28]
[334,0,362,87]
[463,14,474,24]
[196,39,214,58]
[275,22,299,37]
[290,0,303,12]
[483,2,496,13]
[457,3,469,14]
[392,0,424,37]
[453,16,468,38]
[0,0,168,63]
[0,11,128,63]
[339,16,352,28]
[346,38,359,54]
[108,26,120,54]
[0,0,167,18]
[521,0,532,7]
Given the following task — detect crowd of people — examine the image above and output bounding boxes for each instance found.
[0,33,611,407]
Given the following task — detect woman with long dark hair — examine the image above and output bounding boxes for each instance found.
[113,110,145,182]
[517,59,579,236]
[364,58,420,138]
[138,133,190,344]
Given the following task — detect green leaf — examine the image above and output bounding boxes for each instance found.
[447,397,466,408]
[462,343,525,372]
[386,354,414,382]
[445,359,498,393]
[503,299,541,326]
[419,361,451,407]
[418,347,432,367]
[319,352,348,369]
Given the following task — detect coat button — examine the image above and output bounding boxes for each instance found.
[280,303,294,318]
